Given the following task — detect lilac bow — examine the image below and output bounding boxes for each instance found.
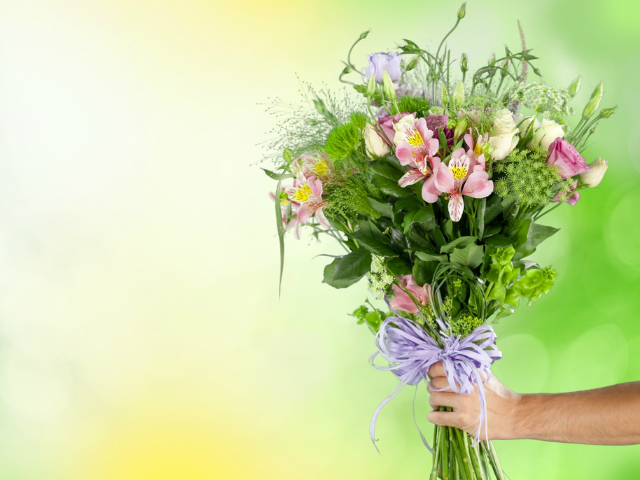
[369,315,502,452]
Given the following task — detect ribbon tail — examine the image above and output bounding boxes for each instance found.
[370,378,408,453]
[412,384,432,453]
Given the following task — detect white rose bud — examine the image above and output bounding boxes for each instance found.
[363,124,391,159]
[488,109,519,160]
[529,118,565,151]
[580,158,608,187]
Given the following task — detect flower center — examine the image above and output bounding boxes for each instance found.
[406,128,424,147]
[451,166,468,180]
[314,160,330,176]
[293,184,313,203]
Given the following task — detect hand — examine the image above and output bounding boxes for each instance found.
[426,361,522,440]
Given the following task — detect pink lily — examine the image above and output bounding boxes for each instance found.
[392,115,441,193]
[285,173,331,229]
[428,144,494,222]
[389,274,431,314]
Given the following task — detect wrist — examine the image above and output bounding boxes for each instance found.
[503,392,538,440]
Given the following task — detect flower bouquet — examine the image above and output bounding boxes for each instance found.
[262,4,614,479]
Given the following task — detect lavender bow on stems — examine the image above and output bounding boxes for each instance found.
[369,265,506,480]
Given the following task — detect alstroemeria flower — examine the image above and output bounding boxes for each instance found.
[389,274,431,314]
[428,141,494,222]
[392,115,441,194]
[291,153,334,181]
[269,188,302,239]
[285,173,331,228]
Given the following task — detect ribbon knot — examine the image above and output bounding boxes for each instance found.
[369,315,502,452]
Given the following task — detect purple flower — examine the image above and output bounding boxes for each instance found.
[364,53,402,83]
[552,180,580,206]
[546,138,590,179]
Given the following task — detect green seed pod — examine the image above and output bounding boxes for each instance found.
[454,117,468,140]
[366,74,376,97]
[441,83,449,106]
[487,52,496,67]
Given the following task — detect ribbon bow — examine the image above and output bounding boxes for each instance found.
[369,315,502,452]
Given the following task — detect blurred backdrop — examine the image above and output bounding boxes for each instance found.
[0,0,638,478]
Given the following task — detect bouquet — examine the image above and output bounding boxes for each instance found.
[261,4,614,479]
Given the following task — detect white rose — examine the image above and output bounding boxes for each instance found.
[488,109,518,160]
[363,124,391,158]
[580,158,608,188]
[518,115,540,137]
[529,118,565,151]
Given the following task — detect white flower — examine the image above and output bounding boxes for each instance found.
[363,124,391,158]
[580,158,608,187]
[518,115,540,137]
[488,109,518,160]
[529,118,565,151]
[392,114,416,145]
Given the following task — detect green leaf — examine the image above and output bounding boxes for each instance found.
[483,234,512,247]
[390,228,409,252]
[323,259,363,289]
[275,178,286,296]
[371,163,403,181]
[351,230,395,257]
[413,259,437,286]
[440,236,477,254]
[522,223,560,251]
[359,220,388,244]
[386,257,412,276]
[449,243,484,269]
[432,227,446,249]
[414,251,448,263]
[394,195,423,212]
[402,210,417,234]
[262,168,293,181]
[484,195,503,224]
[484,224,501,237]
[511,219,532,250]
[333,248,372,282]
[413,204,435,228]
[444,219,453,240]
[371,175,407,197]
[477,198,486,239]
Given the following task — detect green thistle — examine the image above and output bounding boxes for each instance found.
[324,113,368,162]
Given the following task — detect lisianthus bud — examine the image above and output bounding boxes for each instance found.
[599,107,616,118]
[382,71,397,100]
[579,158,608,187]
[568,75,582,98]
[366,74,376,97]
[500,57,510,78]
[363,124,391,159]
[359,30,370,40]
[454,117,468,140]
[457,2,466,19]
[406,56,419,71]
[453,81,465,108]
[582,81,604,120]
[441,84,449,106]
[487,52,496,66]
[460,53,468,73]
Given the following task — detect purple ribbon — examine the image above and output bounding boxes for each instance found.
[369,315,502,452]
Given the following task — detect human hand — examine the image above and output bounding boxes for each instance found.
[426,361,522,440]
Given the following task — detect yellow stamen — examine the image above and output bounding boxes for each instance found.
[474,142,483,156]
[293,184,312,203]
[407,129,424,147]
[451,166,468,180]
[314,160,330,176]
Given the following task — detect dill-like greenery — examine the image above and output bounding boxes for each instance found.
[493,148,572,206]
[324,178,381,219]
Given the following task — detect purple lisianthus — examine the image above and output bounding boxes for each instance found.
[364,53,402,83]
[425,115,454,154]
[546,138,590,179]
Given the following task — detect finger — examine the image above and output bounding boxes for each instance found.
[427,361,445,379]
[428,376,459,392]
[428,392,460,410]
[427,410,458,428]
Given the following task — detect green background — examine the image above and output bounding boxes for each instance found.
[0,0,638,478]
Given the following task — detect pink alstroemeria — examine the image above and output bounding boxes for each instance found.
[269,188,302,239]
[389,274,431,314]
[392,115,440,195]
[285,173,331,229]
[427,137,494,222]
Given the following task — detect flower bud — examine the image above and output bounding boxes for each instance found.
[283,148,294,164]
[487,52,496,67]
[567,75,582,98]
[363,124,391,159]
[579,158,608,188]
[599,107,616,118]
[581,81,604,120]
[359,30,370,40]
[382,71,397,101]
[453,80,465,108]
[440,83,449,106]
[406,56,419,71]
[366,74,376,97]
[460,53,468,73]
[457,2,466,19]
[454,117,468,139]
[500,57,510,78]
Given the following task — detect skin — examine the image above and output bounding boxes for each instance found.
[426,361,640,445]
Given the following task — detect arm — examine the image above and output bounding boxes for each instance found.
[426,361,640,445]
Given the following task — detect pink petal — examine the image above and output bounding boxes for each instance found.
[389,285,419,313]
[464,133,474,151]
[566,191,580,206]
[399,169,426,187]
[422,176,440,203]
[462,171,494,198]
[315,207,331,228]
[415,118,433,142]
[310,179,323,198]
[434,163,454,193]
[448,193,464,222]
[297,204,311,224]
[395,142,417,166]
[427,138,439,157]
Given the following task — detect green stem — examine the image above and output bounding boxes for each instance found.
[488,441,504,480]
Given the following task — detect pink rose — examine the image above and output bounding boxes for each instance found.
[389,274,431,314]
[546,138,590,179]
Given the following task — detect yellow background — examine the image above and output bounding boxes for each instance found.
[0,0,638,478]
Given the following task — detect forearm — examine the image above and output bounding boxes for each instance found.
[509,382,640,445]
